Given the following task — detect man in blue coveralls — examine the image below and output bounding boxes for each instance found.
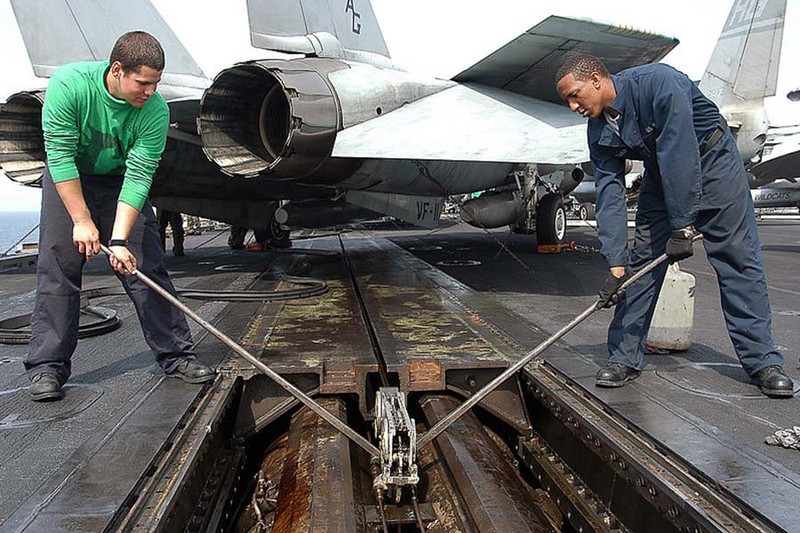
[555,53,793,398]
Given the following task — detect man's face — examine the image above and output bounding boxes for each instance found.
[109,62,162,108]
[557,72,605,119]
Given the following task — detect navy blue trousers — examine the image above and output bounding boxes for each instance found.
[25,169,196,385]
[608,133,783,376]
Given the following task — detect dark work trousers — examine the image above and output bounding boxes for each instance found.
[25,169,197,385]
[157,208,184,254]
[607,132,784,376]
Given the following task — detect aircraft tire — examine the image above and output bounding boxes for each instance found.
[269,216,291,249]
[536,194,566,245]
[579,202,595,221]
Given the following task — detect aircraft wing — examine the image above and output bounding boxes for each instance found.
[750,150,800,186]
[453,15,679,105]
[332,83,589,164]
[333,15,677,163]
[10,0,209,92]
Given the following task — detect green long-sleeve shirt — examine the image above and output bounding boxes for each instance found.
[41,61,169,211]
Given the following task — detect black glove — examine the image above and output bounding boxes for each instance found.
[596,271,629,309]
[665,227,697,262]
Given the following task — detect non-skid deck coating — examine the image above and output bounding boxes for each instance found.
[0,232,284,530]
[232,234,522,396]
[0,220,798,531]
[385,219,800,531]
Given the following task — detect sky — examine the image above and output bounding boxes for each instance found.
[1,0,799,212]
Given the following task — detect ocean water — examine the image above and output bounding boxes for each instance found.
[0,211,40,253]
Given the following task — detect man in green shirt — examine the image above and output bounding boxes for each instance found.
[26,31,214,401]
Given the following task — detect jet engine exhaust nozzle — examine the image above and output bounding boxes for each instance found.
[0,91,46,187]
[198,59,344,180]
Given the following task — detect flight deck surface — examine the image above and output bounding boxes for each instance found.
[0,220,798,531]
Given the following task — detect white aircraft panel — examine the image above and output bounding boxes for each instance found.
[332,83,589,164]
[11,0,208,88]
[247,0,390,57]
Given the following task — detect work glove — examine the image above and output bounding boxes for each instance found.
[596,271,629,309]
[665,227,697,263]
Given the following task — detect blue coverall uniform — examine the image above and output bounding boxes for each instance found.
[589,63,783,376]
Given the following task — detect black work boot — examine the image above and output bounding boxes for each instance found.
[166,359,216,384]
[595,363,641,388]
[29,373,64,401]
[752,366,794,398]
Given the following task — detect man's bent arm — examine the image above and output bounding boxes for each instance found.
[591,147,629,268]
[119,100,169,211]
[108,100,169,274]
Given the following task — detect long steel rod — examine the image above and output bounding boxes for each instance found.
[418,248,683,449]
[100,245,380,457]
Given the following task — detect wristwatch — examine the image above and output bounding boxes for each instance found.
[671,227,695,240]
[108,239,129,247]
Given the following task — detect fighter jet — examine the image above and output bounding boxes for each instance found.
[0,0,677,246]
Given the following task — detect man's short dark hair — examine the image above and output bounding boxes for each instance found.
[555,53,609,84]
[109,31,165,72]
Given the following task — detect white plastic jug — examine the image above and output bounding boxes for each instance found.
[646,263,696,352]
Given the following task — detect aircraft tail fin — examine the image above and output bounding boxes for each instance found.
[700,0,786,105]
[246,0,390,60]
[10,0,208,89]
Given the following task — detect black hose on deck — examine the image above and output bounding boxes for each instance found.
[0,275,328,344]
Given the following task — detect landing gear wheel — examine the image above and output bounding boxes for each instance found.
[268,216,291,249]
[536,194,566,245]
[579,202,595,221]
